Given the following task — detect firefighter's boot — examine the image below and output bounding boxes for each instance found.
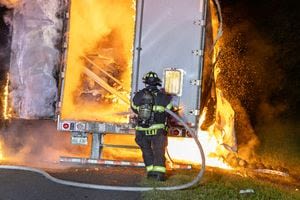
[154,172,166,181]
[147,171,156,179]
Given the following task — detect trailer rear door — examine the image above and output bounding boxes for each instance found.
[132,0,207,126]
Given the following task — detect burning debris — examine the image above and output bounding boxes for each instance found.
[0,0,19,8]
[2,73,11,120]
[60,0,135,123]
[0,137,4,161]
[78,32,130,105]
[0,6,12,122]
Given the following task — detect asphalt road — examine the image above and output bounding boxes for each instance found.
[0,120,145,200]
[0,166,143,200]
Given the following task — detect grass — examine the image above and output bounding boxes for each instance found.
[141,119,300,199]
[255,119,300,176]
[141,169,299,200]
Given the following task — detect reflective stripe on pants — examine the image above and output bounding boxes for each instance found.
[152,166,166,173]
[146,165,154,172]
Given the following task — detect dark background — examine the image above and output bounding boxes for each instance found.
[219,0,300,124]
[216,0,300,167]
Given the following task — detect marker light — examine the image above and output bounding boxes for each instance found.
[164,69,184,96]
[63,123,70,130]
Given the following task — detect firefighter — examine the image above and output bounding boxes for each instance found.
[131,71,173,181]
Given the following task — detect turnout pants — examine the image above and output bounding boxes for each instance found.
[135,129,168,173]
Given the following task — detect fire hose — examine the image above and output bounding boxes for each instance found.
[0,109,206,191]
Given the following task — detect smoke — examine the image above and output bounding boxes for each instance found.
[230,98,259,162]
[0,120,90,168]
[0,0,20,8]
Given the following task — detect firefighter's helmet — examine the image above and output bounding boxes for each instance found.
[143,71,162,86]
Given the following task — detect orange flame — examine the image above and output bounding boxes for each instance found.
[162,0,234,169]
[101,102,234,170]
[101,127,233,170]
[0,1,236,172]
[61,0,135,123]
[0,139,4,161]
[0,0,20,8]
[3,73,11,120]
[158,103,233,170]
[59,1,235,170]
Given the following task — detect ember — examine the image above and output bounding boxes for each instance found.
[0,139,4,161]
[3,73,11,120]
[0,0,19,8]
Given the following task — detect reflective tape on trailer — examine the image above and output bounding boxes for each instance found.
[60,157,145,167]
[171,164,192,170]
[60,157,192,169]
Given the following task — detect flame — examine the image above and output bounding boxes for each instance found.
[101,101,234,170]
[1,1,239,171]
[84,0,235,170]
[101,134,142,162]
[0,0,234,170]
[167,134,232,170]
[0,0,20,8]
[161,0,234,170]
[3,73,11,120]
[101,126,233,170]
[166,105,233,170]
[61,0,135,123]
[0,139,4,161]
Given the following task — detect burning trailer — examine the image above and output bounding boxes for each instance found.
[3,0,236,169]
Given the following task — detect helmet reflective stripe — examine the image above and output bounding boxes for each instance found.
[143,71,162,86]
[145,71,157,78]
